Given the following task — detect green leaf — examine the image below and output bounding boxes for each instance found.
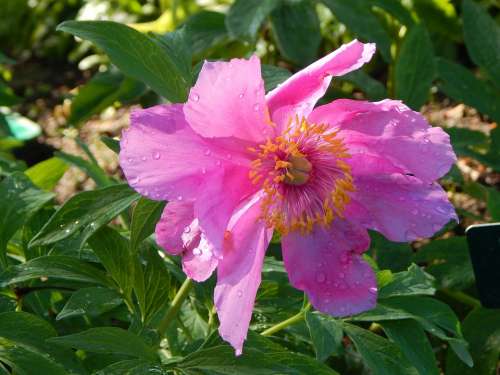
[0,255,114,287]
[270,0,321,66]
[340,70,388,101]
[436,58,500,123]
[57,287,123,320]
[379,264,436,298]
[305,312,343,361]
[343,323,419,375]
[487,188,500,221]
[69,70,146,126]
[369,231,413,272]
[47,327,158,361]
[95,360,168,375]
[0,172,53,267]
[414,237,475,290]
[413,0,461,42]
[174,331,339,374]
[29,184,139,248]
[0,311,86,374]
[25,157,68,191]
[101,136,120,154]
[446,307,500,375]
[135,244,171,324]
[88,226,135,299]
[184,11,228,59]
[151,27,192,86]
[55,150,112,187]
[370,0,415,26]
[395,24,435,110]
[226,0,280,41]
[0,81,20,106]
[261,64,292,92]
[57,20,190,102]
[130,197,165,252]
[462,0,500,88]
[322,0,392,62]
[382,319,440,375]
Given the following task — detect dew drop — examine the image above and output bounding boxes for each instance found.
[127,157,134,164]
[177,196,183,201]
[201,167,207,174]
[152,151,161,160]
[368,287,378,295]
[215,160,222,166]
[183,226,191,234]
[237,290,243,297]
[204,149,211,156]
[227,153,232,160]
[316,273,326,283]
[190,92,199,102]
[141,156,147,161]
[238,93,245,99]
[411,208,418,215]
[253,103,260,112]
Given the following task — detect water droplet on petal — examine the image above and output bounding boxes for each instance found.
[183,226,191,234]
[411,209,418,215]
[177,196,183,201]
[238,93,244,99]
[215,160,222,166]
[253,103,260,112]
[237,290,243,298]
[227,153,232,160]
[153,151,161,160]
[190,93,199,102]
[141,156,147,161]
[316,273,326,283]
[201,167,206,174]
[204,149,211,156]
[369,287,378,294]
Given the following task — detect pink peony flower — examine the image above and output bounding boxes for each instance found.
[120,40,457,354]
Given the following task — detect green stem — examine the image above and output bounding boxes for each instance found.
[441,289,481,309]
[158,278,193,336]
[261,303,311,336]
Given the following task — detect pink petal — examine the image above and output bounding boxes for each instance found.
[155,201,194,255]
[214,194,273,355]
[266,40,375,130]
[282,220,377,317]
[181,219,218,282]
[155,202,218,281]
[349,173,458,242]
[194,165,257,257]
[184,56,273,142]
[308,99,457,182]
[120,104,251,202]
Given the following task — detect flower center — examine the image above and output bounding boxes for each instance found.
[283,155,312,186]
[248,117,355,235]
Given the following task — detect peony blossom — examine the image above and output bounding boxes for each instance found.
[119,40,457,354]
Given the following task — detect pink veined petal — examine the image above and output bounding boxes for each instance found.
[214,194,273,355]
[181,219,219,282]
[349,173,458,242]
[308,99,457,182]
[266,40,375,131]
[155,202,218,281]
[282,220,377,317]
[120,103,252,202]
[194,165,257,257]
[155,201,194,255]
[184,56,274,143]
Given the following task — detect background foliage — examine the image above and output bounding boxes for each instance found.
[0,0,499,374]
